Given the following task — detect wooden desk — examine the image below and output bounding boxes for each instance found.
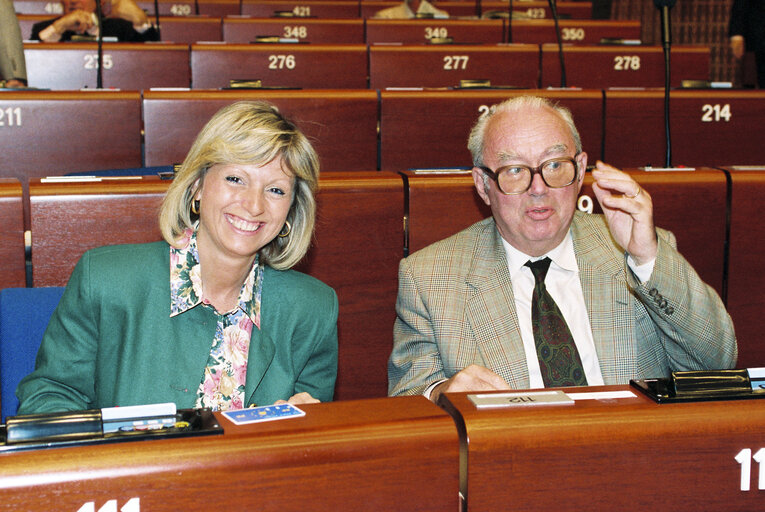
[724,166,765,368]
[190,43,368,89]
[222,17,365,44]
[0,396,459,511]
[382,89,604,172]
[402,168,727,299]
[540,44,711,88]
[510,19,642,45]
[240,0,361,18]
[369,43,539,89]
[440,385,765,511]
[0,90,142,185]
[365,19,505,44]
[604,89,765,168]
[0,180,26,290]
[142,89,379,171]
[23,42,190,90]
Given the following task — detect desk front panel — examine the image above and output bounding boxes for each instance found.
[511,19,642,45]
[0,180,26,289]
[0,397,459,511]
[241,0,361,18]
[158,16,223,43]
[365,19,505,44]
[442,386,765,511]
[295,172,404,399]
[382,89,603,172]
[541,44,711,88]
[24,43,191,90]
[142,89,379,171]
[29,177,170,287]
[137,0,240,15]
[604,90,765,168]
[222,17,365,43]
[0,91,142,179]
[369,44,539,89]
[725,167,765,368]
[191,43,368,89]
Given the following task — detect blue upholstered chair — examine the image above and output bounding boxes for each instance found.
[0,287,65,422]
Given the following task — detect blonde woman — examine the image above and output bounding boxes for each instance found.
[18,101,338,413]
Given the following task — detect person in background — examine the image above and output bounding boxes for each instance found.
[388,95,737,402]
[17,101,339,413]
[373,0,448,19]
[0,0,28,88]
[729,0,765,88]
[31,0,159,42]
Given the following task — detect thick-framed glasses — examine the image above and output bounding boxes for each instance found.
[479,155,580,195]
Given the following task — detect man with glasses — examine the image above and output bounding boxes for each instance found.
[388,95,736,402]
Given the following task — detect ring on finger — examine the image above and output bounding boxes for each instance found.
[626,187,641,199]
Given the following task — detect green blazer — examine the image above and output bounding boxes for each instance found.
[17,242,338,413]
[389,212,738,396]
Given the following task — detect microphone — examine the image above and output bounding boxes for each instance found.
[654,0,677,50]
[654,0,677,167]
[548,0,566,87]
[506,0,513,42]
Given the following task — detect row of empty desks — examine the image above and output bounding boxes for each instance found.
[2,88,763,183]
[2,387,765,511]
[13,0,594,18]
[22,42,710,90]
[16,16,640,45]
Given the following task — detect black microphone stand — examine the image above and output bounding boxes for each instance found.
[657,0,676,167]
[94,0,104,88]
[154,0,161,39]
[548,0,566,87]
[506,0,513,43]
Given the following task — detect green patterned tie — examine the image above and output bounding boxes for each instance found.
[526,257,588,387]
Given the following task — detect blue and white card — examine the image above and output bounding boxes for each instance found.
[222,404,306,425]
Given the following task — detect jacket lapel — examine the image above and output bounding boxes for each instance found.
[243,324,275,406]
[571,212,635,384]
[465,220,531,389]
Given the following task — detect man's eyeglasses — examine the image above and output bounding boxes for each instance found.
[478,155,580,195]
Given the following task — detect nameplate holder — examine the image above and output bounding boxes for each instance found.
[468,390,574,408]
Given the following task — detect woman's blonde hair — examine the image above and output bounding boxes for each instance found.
[159,101,319,270]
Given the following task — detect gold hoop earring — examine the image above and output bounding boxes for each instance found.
[191,200,200,215]
[278,221,291,238]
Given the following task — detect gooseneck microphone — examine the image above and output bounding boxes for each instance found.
[655,0,677,167]
[548,0,566,87]
[506,0,513,43]
[154,0,161,40]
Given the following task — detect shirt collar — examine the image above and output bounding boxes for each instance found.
[169,225,263,326]
[501,229,578,278]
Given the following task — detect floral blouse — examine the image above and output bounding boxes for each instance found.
[169,226,264,411]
